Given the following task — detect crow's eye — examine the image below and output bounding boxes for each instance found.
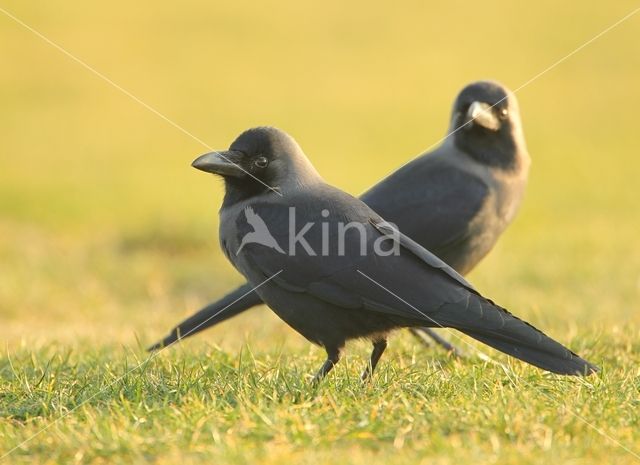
[255,156,269,168]
[499,107,509,120]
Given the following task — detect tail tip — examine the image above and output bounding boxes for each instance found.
[147,341,164,352]
[147,333,179,352]
[579,361,600,376]
[564,356,599,376]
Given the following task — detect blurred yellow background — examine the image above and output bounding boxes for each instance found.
[1,1,639,350]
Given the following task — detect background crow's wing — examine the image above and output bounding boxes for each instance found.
[362,154,492,265]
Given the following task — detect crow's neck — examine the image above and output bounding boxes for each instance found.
[221,179,271,209]
[455,133,525,172]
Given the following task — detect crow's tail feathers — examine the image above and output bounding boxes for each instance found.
[147,282,264,351]
[439,296,598,376]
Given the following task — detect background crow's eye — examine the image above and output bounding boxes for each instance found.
[499,107,509,119]
[255,156,269,168]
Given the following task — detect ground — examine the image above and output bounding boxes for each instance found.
[1,1,640,464]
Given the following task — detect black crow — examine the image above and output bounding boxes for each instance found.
[183,126,596,381]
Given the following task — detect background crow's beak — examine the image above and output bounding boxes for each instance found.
[466,101,500,131]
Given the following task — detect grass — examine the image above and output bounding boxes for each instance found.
[1,337,639,464]
[1,0,640,463]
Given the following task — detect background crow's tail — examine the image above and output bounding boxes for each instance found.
[147,282,263,351]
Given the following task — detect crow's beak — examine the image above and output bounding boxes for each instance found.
[466,101,500,131]
[191,151,246,178]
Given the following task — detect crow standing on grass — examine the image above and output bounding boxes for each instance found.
[149,81,532,353]
[181,125,597,381]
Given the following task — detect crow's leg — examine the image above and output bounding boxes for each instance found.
[409,328,463,357]
[361,339,388,381]
[312,346,342,384]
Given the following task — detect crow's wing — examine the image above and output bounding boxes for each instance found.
[361,154,491,258]
[237,191,476,318]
